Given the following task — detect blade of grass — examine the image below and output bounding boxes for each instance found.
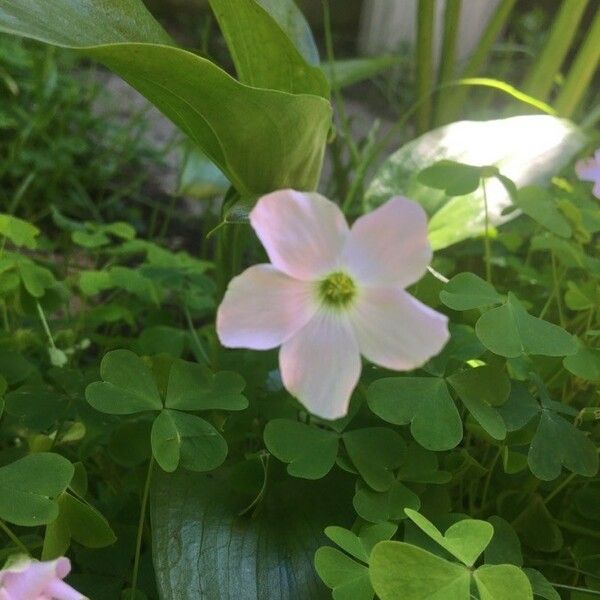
[416,0,436,134]
[522,0,589,102]
[434,0,461,125]
[554,5,600,117]
[436,0,516,124]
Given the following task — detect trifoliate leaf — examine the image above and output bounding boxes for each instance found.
[440,272,505,311]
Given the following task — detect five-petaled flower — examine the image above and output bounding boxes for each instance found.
[576,150,600,199]
[217,190,449,419]
[0,556,86,600]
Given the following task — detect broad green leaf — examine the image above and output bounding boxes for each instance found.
[42,493,116,560]
[417,160,484,196]
[447,366,510,440]
[440,273,505,311]
[324,56,401,89]
[0,0,331,195]
[404,509,493,567]
[208,0,327,96]
[425,324,485,377]
[79,270,113,296]
[5,385,66,431]
[177,146,229,200]
[484,517,523,567]
[136,326,186,358]
[574,486,600,521]
[17,260,55,298]
[0,349,34,384]
[151,470,354,599]
[151,409,227,473]
[367,378,462,451]
[513,187,572,238]
[473,564,533,600]
[0,453,73,526]
[369,541,471,600]
[86,349,162,415]
[0,214,39,249]
[497,384,539,432]
[563,346,600,381]
[476,294,578,358]
[314,547,373,600]
[353,480,420,524]
[324,522,397,563]
[342,428,405,492]
[523,568,560,600]
[512,496,563,553]
[365,116,586,249]
[528,410,598,481]
[263,419,339,480]
[165,359,247,412]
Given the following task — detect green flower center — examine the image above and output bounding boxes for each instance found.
[318,271,356,308]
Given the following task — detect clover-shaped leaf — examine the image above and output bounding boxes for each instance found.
[440,273,505,311]
[165,359,247,411]
[368,378,462,451]
[86,349,162,414]
[417,160,485,196]
[476,294,577,358]
[0,453,73,526]
[528,410,598,481]
[473,564,533,600]
[514,186,571,238]
[342,428,405,492]
[324,523,397,563]
[151,409,227,473]
[0,214,39,249]
[405,509,493,567]
[563,346,600,381]
[353,480,420,524]
[263,418,339,480]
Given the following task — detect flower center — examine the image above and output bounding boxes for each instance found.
[318,271,356,308]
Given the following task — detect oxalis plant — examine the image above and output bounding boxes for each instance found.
[0,1,599,599]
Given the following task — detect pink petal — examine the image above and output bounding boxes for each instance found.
[44,579,86,600]
[279,310,361,420]
[250,190,349,280]
[343,197,432,287]
[1,559,67,599]
[576,152,600,198]
[350,286,449,371]
[217,264,317,350]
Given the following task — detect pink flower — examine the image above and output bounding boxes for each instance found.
[217,190,449,419]
[0,556,86,600]
[576,150,600,198]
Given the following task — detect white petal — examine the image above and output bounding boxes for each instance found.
[343,197,432,287]
[279,310,361,419]
[350,286,449,371]
[250,189,349,280]
[217,264,317,350]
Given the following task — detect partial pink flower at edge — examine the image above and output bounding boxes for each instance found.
[0,556,87,600]
[575,149,600,199]
[217,190,449,420]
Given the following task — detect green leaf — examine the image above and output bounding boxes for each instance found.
[523,568,561,600]
[86,349,163,415]
[440,272,505,311]
[0,349,34,384]
[484,516,523,567]
[136,326,186,358]
[0,213,39,249]
[513,495,563,553]
[151,409,227,473]
[365,116,585,249]
[151,470,354,599]
[208,0,327,96]
[0,453,73,526]
[177,146,229,200]
[473,564,533,600]
[513,187,572,238]
[353,480,420,524]
[497,384,539,432]
[369,541,471,600]
[447,366,509,440]
[342,428,405,492]
[367,378,463,451]
[404,509,493,567]
[314,547,373,600]
[42,493,116,560]
[17,260,55,298]
[324,522,397,563]
[528,410,598,481]
[476,294,578,358]
[0,0,331,195]
[563,346,600,381]
[324,56,401,89]
[165,359,247,412]
[417,160,484,196]
[263,419,339,480]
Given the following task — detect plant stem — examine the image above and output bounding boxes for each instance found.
[480,446,502,513]
[481,178,492,284]
[550,583,600,596]
[130,458,154,599]
[0,519,29,555]
[551,252,566,328]
[556,519,600,542]
[36,301,56,349]
[543,473,576,505]
[415,0,435,134]
[183,305,211,366]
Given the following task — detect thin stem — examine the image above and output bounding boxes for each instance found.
[481,178,492,284]
[0,519,29,555]
[556,519,600,542]
[36,301,56,349]
[551,252,566,328]
[543,473,576,505]
[551,583,600,596]
[415,0,435,134]
[130,458,154,599]
[480,446,502,513]
[183,306,211,366]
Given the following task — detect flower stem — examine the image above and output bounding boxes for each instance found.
[0,519,29,555]
[36,301,56,349]
[543,472,576,505]
[130,458,154,599]
[550,583,600,596]
[183,305,211,366]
